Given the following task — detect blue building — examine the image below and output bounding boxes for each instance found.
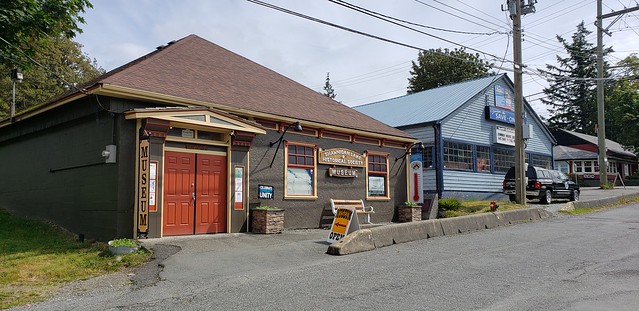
[355,74,556,200]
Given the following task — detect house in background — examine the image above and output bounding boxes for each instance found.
[0,35,416,241]
[553,129,638,186]
[355,74,556,200]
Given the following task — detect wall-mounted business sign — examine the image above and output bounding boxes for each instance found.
[258,184,274,200]
[494,85,514,111]
[328,167,359,178]
[137,139,149,234]
[485,106,516,125]
[495,125,516,146]
[318,148,365,167]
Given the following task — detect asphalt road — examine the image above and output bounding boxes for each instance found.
[13,202,639,311]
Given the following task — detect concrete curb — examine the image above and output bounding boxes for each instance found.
[327,207,551,255]
[570,192,639,210]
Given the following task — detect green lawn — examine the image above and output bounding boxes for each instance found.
[439,199,526,218]
[0,209,151,309]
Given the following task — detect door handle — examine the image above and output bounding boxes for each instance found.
[192,192,195,200]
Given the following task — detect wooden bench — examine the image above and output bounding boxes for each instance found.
[330,199,375,224]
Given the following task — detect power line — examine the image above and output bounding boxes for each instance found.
[247,0,518,73]
[328,0,514,65]
[330,0,506,36]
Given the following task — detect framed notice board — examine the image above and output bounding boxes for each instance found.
[234,166,244,210]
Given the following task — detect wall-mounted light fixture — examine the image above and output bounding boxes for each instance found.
[269,121,303,168]
[395,142,425,162]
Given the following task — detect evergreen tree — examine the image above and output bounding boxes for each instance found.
[407,47,492,94]
[0,35,104,119]
[321,72,337,99]
[539,21,612,133]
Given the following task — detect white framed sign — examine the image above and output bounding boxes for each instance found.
[495,125,515,146]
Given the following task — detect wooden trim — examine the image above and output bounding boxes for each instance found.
[354,135,381,146]
[365,151,391,200]
[321,130,352,142]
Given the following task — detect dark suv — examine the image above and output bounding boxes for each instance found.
[503,166,579,204]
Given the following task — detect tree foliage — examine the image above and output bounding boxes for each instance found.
[407,47,493,94]
[0,0,92,67]
[320,72,337,99]
[605,54,639,154]
[0,35,104,119]
[540,22,612,133]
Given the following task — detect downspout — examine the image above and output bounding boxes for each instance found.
[434,122,443,199]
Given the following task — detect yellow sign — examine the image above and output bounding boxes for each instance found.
[327,207,360,243]
[318,148,365,167]
[137,140,150,233]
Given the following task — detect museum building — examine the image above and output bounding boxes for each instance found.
[0,35,416,240]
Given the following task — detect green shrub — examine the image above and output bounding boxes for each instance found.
[254,205,279,210]
[439,198,462,211]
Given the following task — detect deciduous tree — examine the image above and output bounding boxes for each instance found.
[407,47,492,94]
[0,0,93,67]
[0,36,104,119]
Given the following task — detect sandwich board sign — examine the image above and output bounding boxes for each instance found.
[327,207,360,243]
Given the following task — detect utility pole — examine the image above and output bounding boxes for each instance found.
[595,1,639,188]
[505,0,536,205]
[596,0,606,188]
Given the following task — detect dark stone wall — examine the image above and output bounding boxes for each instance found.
[249,130,408,229]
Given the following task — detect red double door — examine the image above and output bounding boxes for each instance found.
[163,151,227,236]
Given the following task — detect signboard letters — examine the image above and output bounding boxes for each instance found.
[137,140,150,234]
[318,148,365,167]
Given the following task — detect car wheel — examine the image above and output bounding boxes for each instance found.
[570,190,579,201]
[541,190,552,204]
[509,194,516,202]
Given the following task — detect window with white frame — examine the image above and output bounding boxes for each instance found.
[443,141,473,170]
[476,145,491,172]
[493,148,514,173]
[530,154,552,169]
[422,145,434,169]
[574,161,583,173]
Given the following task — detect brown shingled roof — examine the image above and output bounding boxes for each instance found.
[97,34,412,139]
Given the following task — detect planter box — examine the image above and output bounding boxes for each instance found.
[398,205,422,223]
[251,208,284,234]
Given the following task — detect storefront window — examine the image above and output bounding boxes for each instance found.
[443,141,473,170]
[493,148,514,173]
[575,161,583,173]
[584,161,593,173]
[285,143,316,197]
[558,162,570,173]
[367,152,389,199]
[422,145,434,169]
[476,145,491,172]
[530,154,552,169]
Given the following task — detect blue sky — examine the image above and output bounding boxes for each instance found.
[75,0,639,117]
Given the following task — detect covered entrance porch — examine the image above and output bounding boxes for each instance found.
[125,107,265,238]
